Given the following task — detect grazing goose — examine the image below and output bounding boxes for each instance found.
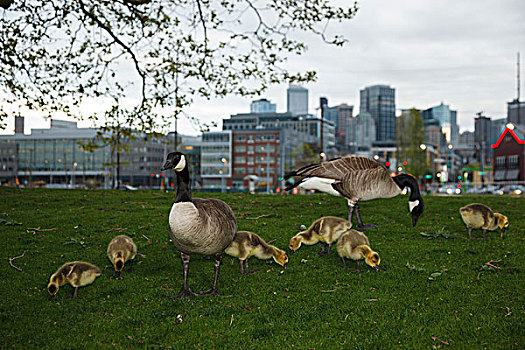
[47,261,101,300]
[459,203,509,239]
[285,156,424,228]
[336,229,380,273]
[107,235,137,278]
[288,216,351,255]
[225,231,288,274]
[161,152,237,298]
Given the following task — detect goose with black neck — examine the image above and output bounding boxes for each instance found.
[161,152,237,298]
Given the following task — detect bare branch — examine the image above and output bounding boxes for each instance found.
[8,250,27,272]
[78,0,146,110]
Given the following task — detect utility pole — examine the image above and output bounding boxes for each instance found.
[319,97,327,160]
[517,52,520,124]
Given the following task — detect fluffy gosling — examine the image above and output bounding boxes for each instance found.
[107,235,137,277]
[225,231,288,274]
[459,203,509,239]
[47,261,101,299]
[336,229,380,273]
[288,216,351,255]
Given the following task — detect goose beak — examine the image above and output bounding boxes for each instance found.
[161,160,172,171]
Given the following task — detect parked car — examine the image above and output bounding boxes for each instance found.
[496,185,525,195]
[118,185,138,190]
[437,184,461,195]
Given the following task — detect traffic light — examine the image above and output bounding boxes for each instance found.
[151,174,155,178]
[385,161,391,167]
[457,175,462,180]
[402,161,407,166]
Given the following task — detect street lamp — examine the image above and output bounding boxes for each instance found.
[72,162,77,188]
[221,157,227,193]
[447,144,453,183]
[419,144,427,150]
[319,152,326,161]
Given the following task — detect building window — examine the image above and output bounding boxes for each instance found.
[256,134,275,141]
[247,145,254,154]
[234,156,246,164]
[495,156,506,169]
[235,145,246,152]
[247,157,254,165]
[508,155,518,169]
[234,135,246,141]
[256,145,274,153]
[234,167,245,174]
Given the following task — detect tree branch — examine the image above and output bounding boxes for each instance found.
[78,0,146,109]
[8,250,27,272]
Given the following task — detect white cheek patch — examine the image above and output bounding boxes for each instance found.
[409,200,419,213]
[400,188,408,195]
[174,155,186,171]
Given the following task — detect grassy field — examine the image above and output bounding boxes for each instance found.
[0,188,523,349]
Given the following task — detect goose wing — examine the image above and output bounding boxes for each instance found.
[286,156,382,182]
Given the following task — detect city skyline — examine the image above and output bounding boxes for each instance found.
[1,0,524,136]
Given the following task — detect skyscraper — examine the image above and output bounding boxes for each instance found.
[287,84,308,115]
[421,102,459,146]
[359,85,396,142]
[507,99,525,126]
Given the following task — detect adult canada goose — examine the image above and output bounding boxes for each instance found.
[336,229,380,273]
[225,231,288,274]
[459,203,509,239]
[107,235,137,278]
[285,156,424,228]
[288,216,351,255]
[161,152,237,298]
[47,261,101,300]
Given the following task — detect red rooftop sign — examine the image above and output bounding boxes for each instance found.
[491,126,525,148]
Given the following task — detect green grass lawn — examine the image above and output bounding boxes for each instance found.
[0,188,523,349]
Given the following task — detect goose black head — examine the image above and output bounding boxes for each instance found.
[409,199,424,227]
[161,152,186,172]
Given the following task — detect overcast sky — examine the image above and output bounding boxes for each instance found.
[6,0,525,135]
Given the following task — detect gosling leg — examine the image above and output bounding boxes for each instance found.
[126,259,133,273]
[66,287,78,299]
[468,227,472,240]
[316,242,329,256]
[244,259,258,274]
[341,257,349,270]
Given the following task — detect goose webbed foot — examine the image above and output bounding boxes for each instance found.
[357,223,378,229]
[171,287,197,299]
[198,288,220,296]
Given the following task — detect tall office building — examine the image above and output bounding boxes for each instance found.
[250,99,277,114]
[359,85,396,142]
[324,103,353,150]
[421,102,459,146]
[507,99,525,126]
[287,85,308,115]
[474,114,492,166]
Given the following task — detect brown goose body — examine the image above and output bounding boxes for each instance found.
[459,203,509,239]
[285,156,424,227]
[169,198,236,255]
[288,156,401,203]
[162,151,237,297]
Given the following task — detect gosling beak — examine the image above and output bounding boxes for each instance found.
[289,249,294,255]
[284,263,287,269]
[374,266,380,272]
[49,295,55,301]
[501,227,506,233]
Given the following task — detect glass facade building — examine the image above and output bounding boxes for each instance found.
[359,85,396,142]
